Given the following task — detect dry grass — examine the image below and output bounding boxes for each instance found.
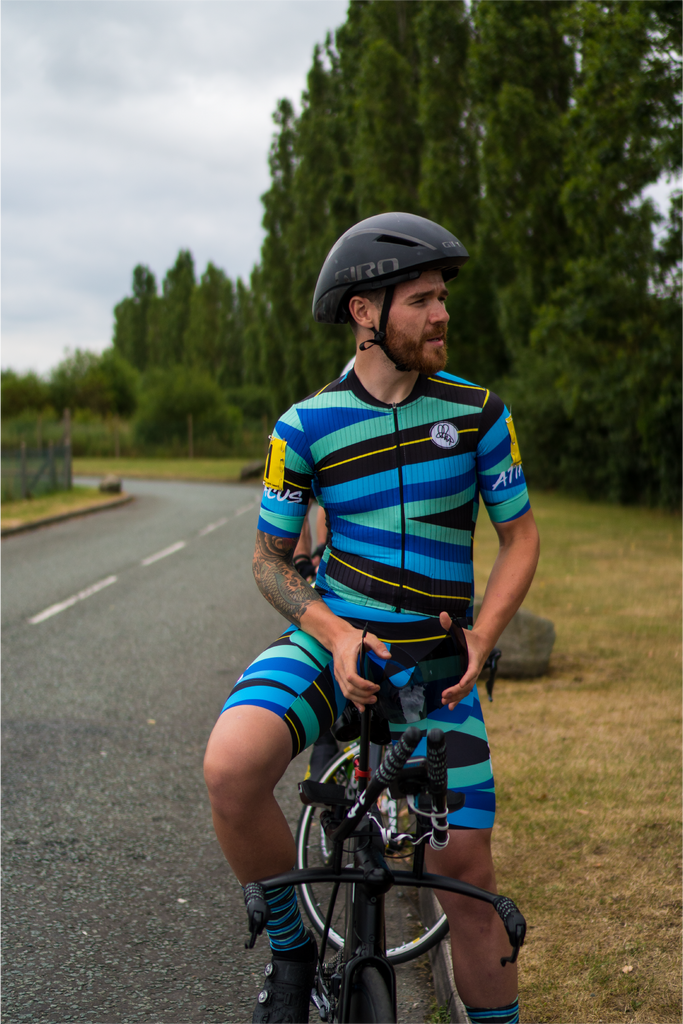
[472,492,681,1022]
[1,486,124,528]
[72,457,257,481]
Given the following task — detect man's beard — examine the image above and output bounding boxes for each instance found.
[383,321,449,374]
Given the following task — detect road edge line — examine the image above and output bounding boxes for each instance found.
[2,495,134,538]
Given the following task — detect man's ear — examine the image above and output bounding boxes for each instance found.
[348,294,376,330]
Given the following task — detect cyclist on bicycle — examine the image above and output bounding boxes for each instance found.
[204,213,540,1024]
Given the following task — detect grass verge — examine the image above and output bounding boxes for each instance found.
[72,457,261,481]
[1,486,126,530]
[472,492,681,1023]
[425,1000,450,1023]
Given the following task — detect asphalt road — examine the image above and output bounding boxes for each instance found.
[2,478,435,1024]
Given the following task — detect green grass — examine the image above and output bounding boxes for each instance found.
[472,491,681,1023]
[1,486,124,528]
[425,1000,450,1023]
[73,456,262,481]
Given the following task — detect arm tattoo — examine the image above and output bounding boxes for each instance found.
[252,530,323,626]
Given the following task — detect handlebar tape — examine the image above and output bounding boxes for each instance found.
[427,728,450,850]
[329,725,421,843]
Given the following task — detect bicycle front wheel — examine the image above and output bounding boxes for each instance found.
[348,966,395,1024]
[295,745,449,964]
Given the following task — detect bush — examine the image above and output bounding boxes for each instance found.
[224,385,272,421]
[49,348,138,418]
[134,367,242,451]
[1,370,51,418]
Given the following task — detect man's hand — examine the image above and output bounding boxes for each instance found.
[439,611,491,710]
[330,627,390,712]
[438,508,540,710]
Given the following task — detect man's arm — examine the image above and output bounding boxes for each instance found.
[252,529,389,709]
[252,530,324,624]
[440,508,540,709]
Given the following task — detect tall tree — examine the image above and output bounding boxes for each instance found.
[280,39,356,396]
[505,0,682,504]
[351,2,422,217]
[415,0,506,385]
[185,262,239,385]
[471,0,576,363]
[113,264,157,371]
[258,99,300,413]
[159,250,195,367]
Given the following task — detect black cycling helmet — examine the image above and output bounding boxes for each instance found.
[313,212,468,371]
[312,212,469,325]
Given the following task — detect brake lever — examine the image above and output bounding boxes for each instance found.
[485,648,502,702]
[357,623,369,677]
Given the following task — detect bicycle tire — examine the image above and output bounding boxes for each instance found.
[347,965,395,1024]
[295,745,449,964]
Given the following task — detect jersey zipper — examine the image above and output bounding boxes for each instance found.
[392,404,406,613]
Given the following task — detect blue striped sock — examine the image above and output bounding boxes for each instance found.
[263,883,308,954]
[464,998,519,1024]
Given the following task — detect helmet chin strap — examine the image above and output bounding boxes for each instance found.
[357,286,410,373]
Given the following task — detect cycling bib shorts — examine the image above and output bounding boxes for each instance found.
[222,595,496,830]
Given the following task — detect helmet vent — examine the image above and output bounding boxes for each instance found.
[374,234,420,247]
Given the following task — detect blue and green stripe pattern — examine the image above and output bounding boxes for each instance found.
[223,608,495,829]
[261,883,309,954]
[258,369,529,622]
[464,1000,520,1024]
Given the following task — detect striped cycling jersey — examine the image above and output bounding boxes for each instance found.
[258,368,530,623]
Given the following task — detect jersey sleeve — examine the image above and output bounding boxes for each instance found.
[257,405,314,539]
[475,392,530,524]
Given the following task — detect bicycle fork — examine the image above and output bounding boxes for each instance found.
[334,821,396,1023]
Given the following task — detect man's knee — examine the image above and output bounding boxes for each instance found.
[203,706,292,813]
[427,828,496,890]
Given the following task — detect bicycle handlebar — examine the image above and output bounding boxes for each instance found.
[326,725,422,844]
[251,866,526,963]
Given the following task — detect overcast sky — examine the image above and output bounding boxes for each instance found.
[3,1,678,377]
[2,0,348,374]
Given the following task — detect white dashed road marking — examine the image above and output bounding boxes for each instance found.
[29,499,258,624]
[28,575,118,624]
[198,517,228,536]
[140,541,187,566]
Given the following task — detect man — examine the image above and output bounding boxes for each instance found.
[204,213,540,1024]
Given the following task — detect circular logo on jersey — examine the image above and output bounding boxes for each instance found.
[430,421,459,449]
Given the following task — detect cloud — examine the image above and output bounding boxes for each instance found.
[2,0,348,373]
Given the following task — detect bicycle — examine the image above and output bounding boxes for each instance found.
[296,647,504,966]
[243,644,524,1022]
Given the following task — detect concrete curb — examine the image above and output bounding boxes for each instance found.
[1,494,133,537]
[419,889,470,1023]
